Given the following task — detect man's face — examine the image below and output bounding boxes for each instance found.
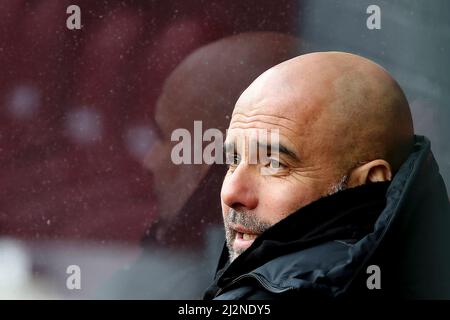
[221,70,346,261]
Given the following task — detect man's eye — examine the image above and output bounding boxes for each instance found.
[232,154,240,165]
[267,158,284,169]
[226,153,241,167]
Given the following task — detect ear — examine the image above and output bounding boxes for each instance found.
[347,159,392,187]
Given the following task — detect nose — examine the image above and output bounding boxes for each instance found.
[221,164,258,211]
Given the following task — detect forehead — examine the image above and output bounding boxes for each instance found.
[229,88,325,146]
[226,104,311,160]
[233,67,329,126]
[226,67,337,164]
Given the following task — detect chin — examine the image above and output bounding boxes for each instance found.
[230,252,239,262]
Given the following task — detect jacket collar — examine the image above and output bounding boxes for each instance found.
[210,181,390,293]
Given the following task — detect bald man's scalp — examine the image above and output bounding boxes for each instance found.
[325,52,414,173]
[233,51,414,176]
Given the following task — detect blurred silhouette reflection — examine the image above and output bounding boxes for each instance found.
[99,32,302,299]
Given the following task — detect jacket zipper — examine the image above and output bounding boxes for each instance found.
[214,273,295,298]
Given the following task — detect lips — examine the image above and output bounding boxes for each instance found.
[231,224,260,251]
[241,233,258,241]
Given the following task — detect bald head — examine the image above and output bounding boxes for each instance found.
[222,52,415,260]
[234,51,414,176]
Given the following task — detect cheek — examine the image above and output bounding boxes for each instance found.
[258,181,319,224]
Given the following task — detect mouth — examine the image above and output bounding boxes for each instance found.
[230,224,260,252]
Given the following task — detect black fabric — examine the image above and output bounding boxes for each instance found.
[204,135,450,300]
[204,181,390,299]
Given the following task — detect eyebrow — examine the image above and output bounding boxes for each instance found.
[223,141,299,161]
[258,142,299,161]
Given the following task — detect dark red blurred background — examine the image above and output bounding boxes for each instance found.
[0,0,297,245]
